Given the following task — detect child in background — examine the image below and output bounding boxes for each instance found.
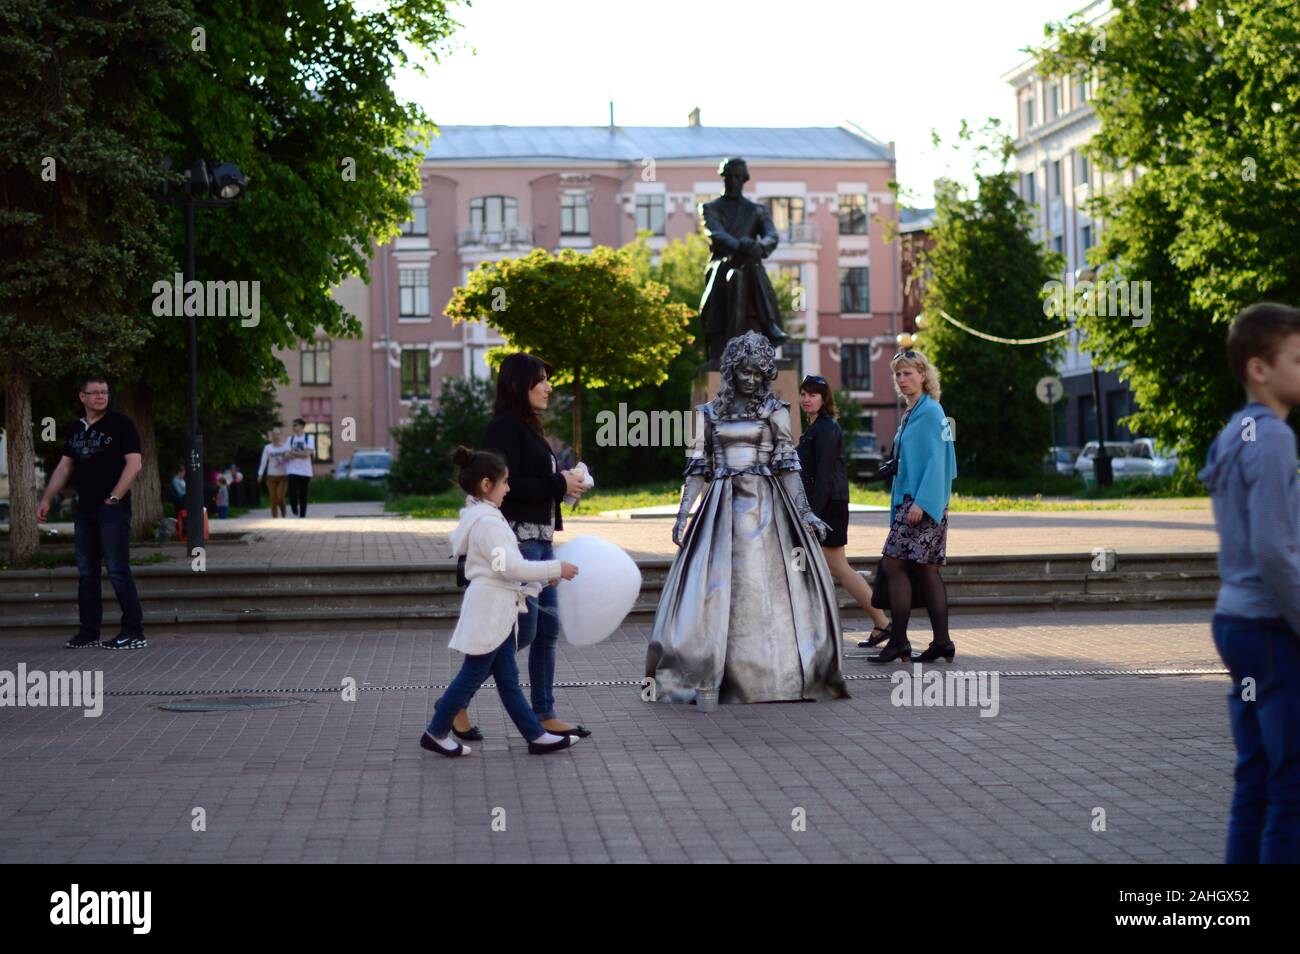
[215,477,230,519]
[1199,302,1300,864]
[421,446,581,758]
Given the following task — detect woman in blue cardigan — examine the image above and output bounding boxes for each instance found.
[869,350,958,664]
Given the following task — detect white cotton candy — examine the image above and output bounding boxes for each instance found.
[553,536,641,646]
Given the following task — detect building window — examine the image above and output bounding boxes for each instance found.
[1022,172,1037,204]
[841,344,873,391]
[635,194,665,235]
[400,195,427,236]
[1052,234,1064,254]
[1024,96,1036,130]
[839,267,870,314]
[400,347,431,400]
[1074,74,1089,105]
[304,421,333,462]
[1081,224,1093,252]
[1078,152,1090,185]
[470,195,518,233]
[300,340,331,385]
[1046,84,1060,121]
[1051,159,1063,197]
[561,192,590,236]
[399,268,430,318]
[838,194,869,235]
[763,197,805,233]
[767,263,802,285]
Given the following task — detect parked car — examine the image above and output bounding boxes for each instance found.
[1043,446,1082,477]
[331,459,350,479]
[1074,441,1134,479]
[1128,438,1179,477]
[847,432,883,482]
[343,450,392,482]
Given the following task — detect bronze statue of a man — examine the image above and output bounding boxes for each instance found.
[698,157,787,363]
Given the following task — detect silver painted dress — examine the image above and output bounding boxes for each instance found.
[645,395,848,704]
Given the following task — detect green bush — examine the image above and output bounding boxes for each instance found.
[388,377,496,496]
[309,477,388,503]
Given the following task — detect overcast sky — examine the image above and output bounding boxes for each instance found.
[391,0,1089,207]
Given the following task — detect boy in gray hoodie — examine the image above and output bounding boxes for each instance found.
[1198,301,1300,864]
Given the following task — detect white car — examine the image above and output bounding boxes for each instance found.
[1128,438,1180,477]
[1075,439,1178,480]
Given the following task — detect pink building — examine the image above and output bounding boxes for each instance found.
[275,118,904,472]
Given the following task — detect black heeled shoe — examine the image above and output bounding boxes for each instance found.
[453,725,484,741]
[420,732,469,758]
[857,624,892,649]
[913,641,956,663]
[528,734,577,755]
[867,640,913,663]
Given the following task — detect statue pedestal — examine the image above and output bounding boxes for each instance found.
[691,359,802,443]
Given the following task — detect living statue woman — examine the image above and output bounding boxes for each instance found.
[645,332,849,704]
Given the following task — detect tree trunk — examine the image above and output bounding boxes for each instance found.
[116,382,163,540]
[572,367,583,460]
[3,367,39,564]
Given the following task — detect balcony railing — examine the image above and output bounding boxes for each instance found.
[776,221,820,245]
[458,226,532,249]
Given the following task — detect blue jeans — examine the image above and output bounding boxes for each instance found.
[1212,614,1300,864]
[515,538,559,720]
[426,633,545,742]
[74,504,144,639]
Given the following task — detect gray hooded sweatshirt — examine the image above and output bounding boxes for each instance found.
[1198,402,1300,636]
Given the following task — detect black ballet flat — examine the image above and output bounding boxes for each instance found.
[420,732,469,758]
[453,725,484,741]
[857,624,892,649]
[914,641,956,663]
[548,723,592,738]
[867,641,913,664]
[529,735,577,755]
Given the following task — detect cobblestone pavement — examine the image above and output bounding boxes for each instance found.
[0,608,1234,863]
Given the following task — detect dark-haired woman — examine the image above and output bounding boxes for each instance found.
[464,352,592,740]
[796,376,893,647]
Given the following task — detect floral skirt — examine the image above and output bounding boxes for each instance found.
[882,493,948,565]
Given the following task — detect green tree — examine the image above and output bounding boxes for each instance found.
[445,245,694,459]
[127,0,465,534]
[1035,0,1300,467]
[0,0,180,562]
[916,124,1065,478]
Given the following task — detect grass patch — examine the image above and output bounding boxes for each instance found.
[310,477,388,503]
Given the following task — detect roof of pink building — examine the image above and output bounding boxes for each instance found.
[424,125,891,162]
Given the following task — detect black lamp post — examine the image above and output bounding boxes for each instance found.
[160,160,248,550]
[1074,266,1113,487]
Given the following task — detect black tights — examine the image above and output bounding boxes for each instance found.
[882,556,950,647]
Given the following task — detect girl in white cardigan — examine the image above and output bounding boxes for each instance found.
[421,447,580,758]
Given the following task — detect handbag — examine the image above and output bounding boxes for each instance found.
[456,554,469,588]
[870,558,927,610]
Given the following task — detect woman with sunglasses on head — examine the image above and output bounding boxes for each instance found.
[797,375,893,646]
[869,350,957,665]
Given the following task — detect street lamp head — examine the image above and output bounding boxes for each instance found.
[210,163,247,200]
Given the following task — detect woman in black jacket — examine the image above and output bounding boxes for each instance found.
[452,352,591,741]
[797,375,892,645]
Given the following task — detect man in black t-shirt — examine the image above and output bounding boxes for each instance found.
[38,376,147,649]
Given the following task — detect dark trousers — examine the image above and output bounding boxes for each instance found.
[287,474,311,516]
[74,504,144,639]
[426,633,545,742]
[1212,614,1300,863]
